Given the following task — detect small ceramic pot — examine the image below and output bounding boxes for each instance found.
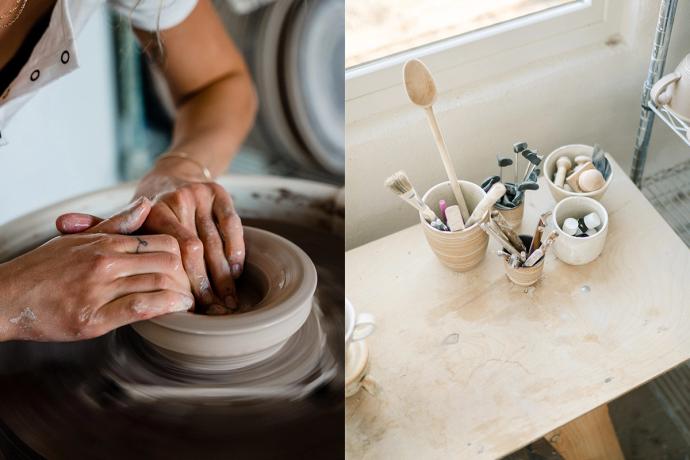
[502,235,544,286]
[552,197,609,265]
[543,144,613,203]
[132,226,318,371]
[420,180,489,272]
[494,200,524,230]
[345,298,375,346]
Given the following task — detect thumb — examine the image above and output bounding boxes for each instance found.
[55,197,152,235]
[88,197,152,234]
[55,213,103,234]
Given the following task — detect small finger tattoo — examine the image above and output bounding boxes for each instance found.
[135,237,149,253]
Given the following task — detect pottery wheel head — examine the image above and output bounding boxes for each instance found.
[132,227,318,371]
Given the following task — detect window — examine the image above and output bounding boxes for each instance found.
[345,0,624,123]
[346,0,575,68]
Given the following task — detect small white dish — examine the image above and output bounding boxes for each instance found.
[552,196,609,266]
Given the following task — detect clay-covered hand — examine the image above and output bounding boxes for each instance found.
[0,198,193,342]
[57,175,244,314]
[140,180,243,314]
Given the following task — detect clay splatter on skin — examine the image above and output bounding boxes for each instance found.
[9,307,37,330]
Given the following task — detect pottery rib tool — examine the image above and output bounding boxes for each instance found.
[490,210,525,252]
[565,161,595,192]
[403,59,470,222]
[466,182,506,227]
[385,171,449,231]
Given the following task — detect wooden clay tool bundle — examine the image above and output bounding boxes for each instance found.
[485,211,558,269]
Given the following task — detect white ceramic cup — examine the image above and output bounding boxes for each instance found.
[345,298,375,345]
[651,53,690,122]
[552,196,609,266]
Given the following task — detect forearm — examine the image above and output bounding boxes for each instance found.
[164,71,257,178]
[0,261,18,341]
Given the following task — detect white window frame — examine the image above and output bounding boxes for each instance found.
[345,0,624,124]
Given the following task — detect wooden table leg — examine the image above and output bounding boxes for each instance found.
[545,404,624,460]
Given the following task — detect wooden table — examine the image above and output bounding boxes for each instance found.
[345,158,690,459]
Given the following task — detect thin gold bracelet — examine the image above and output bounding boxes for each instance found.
[157,151,213,181]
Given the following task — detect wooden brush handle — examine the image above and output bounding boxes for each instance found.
[466,183,506,227]
[424,106,470,221]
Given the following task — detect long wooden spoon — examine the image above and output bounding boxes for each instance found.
[403,59,470,223]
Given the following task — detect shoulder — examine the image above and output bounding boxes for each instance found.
[108,0,198,31]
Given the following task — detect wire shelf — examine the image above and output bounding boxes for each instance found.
[648,99,690,148]
[642,159,690,246]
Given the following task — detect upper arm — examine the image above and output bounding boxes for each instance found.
[130,0,250,106]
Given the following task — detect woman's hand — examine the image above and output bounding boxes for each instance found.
[0,198,193,342]
[57,164,245,315]
[134,165,244,315]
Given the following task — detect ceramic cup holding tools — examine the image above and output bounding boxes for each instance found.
[502,235,544,286]
[651,53,690,122]
[345,299,377,398]
[544,145,613,202]
[552,196,609,265]
[420,180,489,272]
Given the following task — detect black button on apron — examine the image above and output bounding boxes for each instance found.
[30,70,40,81]
[61,50,69,64]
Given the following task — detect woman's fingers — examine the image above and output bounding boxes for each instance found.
[145,204,221,309]
[110,234,181,256]
[98,291,194,331]
[113,273,192,306]
[196,212,237,309]
[212,186,245,279]
[55,197,151,235]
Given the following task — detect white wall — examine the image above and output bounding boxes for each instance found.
[0,6,117,225]
[345,0,690,249]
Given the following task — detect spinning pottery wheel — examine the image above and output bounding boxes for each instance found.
[0,175,344,458]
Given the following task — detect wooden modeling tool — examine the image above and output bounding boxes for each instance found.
[528,218,545,254]
[385,171,449,231]
[491,210,525,252]
[445,205,464,232]
[565,161,595,192]
[466,182,506,227]
[554,156,572,188]
[480,222,520,256]
[524,231,558,267]
[403,59,470,222]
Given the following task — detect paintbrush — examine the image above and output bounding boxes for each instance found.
[385,171,449,231]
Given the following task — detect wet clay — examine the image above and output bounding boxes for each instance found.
[0,218,344,459]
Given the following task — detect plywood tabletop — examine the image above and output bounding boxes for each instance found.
[345,158,690,459]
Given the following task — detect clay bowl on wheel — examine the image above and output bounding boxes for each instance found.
[131,226,317,371]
